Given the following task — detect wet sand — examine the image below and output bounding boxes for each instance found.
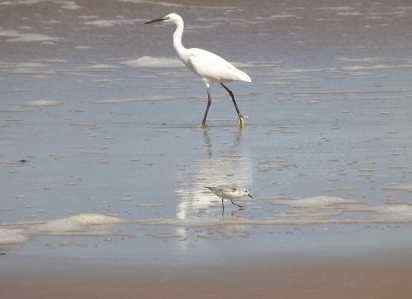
[2,0,412,297]
[3,252,412,299]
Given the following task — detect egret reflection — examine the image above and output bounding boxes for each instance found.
[175,129,253,220]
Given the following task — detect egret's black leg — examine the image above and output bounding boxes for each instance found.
[202,86,212,127]
[221,83,242,120]
[221,198,225,216]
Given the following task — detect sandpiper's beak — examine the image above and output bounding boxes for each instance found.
[248,194,254,199]
[144,17,167,24]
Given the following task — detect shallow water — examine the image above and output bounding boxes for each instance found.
[1,0,412,266]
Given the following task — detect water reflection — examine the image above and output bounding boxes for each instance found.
[174,128,252,250]
[175,128,253,221]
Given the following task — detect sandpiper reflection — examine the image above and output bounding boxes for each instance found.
[175,129,253,220]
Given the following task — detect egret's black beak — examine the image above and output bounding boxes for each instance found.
[248,194,254,199]
[144,17,167,24]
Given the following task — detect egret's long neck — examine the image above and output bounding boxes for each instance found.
[172,18,187,59]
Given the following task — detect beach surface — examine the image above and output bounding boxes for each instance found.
[2,251,412,299]
[1,0,412,297]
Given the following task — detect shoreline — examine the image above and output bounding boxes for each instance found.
[2,250,412,299]
[2,1,412,298]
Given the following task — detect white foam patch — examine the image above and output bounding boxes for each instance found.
[23,100,62,107]
[377,205,412,219]
[73,64,119,74]
[93,95,175,104]
[2,201,412,246]
[121,0,239,10]
[0,0,45,5]
[31,218,85,233]
[67,213,122,225]
[320,6,356,11]
[0,29,23,37]
[6,62,47,68]
[0,0,80,10]
[118,0,184,7]
[269,14,300,19]
[4,32,61,43]
[0,61,56,74]
[0,228,29,245]
[287,196,357,208]
[32,58,67,63]
[54,0,81,10]
[83,19,143,27]
[121,56,183,68]
[383,184,412,192]
[81,64,119,70]
[29,214,123,235]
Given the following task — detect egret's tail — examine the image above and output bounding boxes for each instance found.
[237,70,251,82]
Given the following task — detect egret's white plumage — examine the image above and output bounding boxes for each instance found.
[205,185,253,212]
[145,13,251,127]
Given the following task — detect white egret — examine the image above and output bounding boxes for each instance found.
[145,13,251,128]
[205,185,253,212]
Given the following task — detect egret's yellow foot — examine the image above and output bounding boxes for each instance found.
[237,115,249,127]
[237,117,245,127]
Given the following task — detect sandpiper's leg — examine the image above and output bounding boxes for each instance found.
[230,200,244,208]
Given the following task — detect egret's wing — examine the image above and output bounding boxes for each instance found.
[187,48,249,82]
